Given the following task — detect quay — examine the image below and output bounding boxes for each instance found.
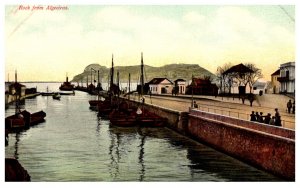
[5,91,75,107]
[143,93,295,130]
[122,93,295,181]
[5,93,41,107]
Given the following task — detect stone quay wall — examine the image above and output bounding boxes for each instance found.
[127,100,295,180]
[188,108,295,181]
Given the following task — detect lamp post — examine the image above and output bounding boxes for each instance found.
[191,75,194,108]
[90,68,97,86]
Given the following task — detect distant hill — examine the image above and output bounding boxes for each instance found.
[71,63,216,84]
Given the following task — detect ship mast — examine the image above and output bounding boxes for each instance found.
[140,52,144,96]
[110,54,114,92]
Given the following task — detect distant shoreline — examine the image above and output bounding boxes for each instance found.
[5,81,63,83]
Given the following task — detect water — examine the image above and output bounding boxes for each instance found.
[5,83,283,181]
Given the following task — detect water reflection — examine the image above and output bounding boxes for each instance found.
[14,133,20,160]
[137,129,146,181]
[96,115,101,134]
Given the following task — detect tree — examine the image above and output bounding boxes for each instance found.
[245,63,263,94]
[216,62,232,94]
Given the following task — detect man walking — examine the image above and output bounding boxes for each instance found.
[287,100,292,113]
[274,108,282,126]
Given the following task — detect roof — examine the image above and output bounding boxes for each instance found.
[148,78,173,85]
[223,63,254,75]
[271,69,280,76]
[280,62,295,67]
[174,79,186,82]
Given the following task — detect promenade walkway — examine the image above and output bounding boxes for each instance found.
[130,93,295,130]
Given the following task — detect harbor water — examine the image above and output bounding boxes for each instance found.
[5,83,283,181]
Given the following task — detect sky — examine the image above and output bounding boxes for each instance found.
[4,3,295,82]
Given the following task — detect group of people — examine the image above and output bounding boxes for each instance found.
[286,99,295,114]
[250,108,281,127]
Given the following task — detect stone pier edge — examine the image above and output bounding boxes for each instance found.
[127,99,295,181]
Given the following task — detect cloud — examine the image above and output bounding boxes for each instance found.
[5,6,295,81]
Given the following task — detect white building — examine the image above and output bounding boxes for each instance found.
[148,78,173,94]
[252,81,271,95]
[174,79,186,94]
[277,62,295,94]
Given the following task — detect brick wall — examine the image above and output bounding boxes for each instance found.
[188,112,295,180]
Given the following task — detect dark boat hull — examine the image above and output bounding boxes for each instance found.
[109,108,166,127]
[5,115,26,130]
[21,110,46,126]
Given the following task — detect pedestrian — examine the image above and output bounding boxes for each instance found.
[250,111,256,121]
[274,108,282,126]
[255,112,260,122]
[193,100,198,108]
[269,116,276,125]
[248,94,255,107]
[292,101,295,114]
[287,100,292,113]
[258,112,264,123]
[141,97,145,104]
[264,113,271,124]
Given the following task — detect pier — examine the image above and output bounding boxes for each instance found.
[123,94,295,180]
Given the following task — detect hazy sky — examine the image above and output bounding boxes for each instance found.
[5,4,295,81]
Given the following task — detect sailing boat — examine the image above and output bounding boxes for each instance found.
[109,53,166,127]
[135,53,167,127]
[90,54,120,116]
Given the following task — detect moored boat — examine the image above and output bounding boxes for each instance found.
[90,54,119,116]
[108,53,166,128]
[59,74,74,91]
[20,110,46,126]
[5,114,26,130]
[52,93,61,100]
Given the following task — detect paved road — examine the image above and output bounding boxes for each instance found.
[129,93,295,130]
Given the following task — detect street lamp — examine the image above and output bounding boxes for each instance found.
[90,68,97,86]
[191,75,194,108]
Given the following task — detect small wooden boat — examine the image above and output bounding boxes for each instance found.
[136,110,167,127]
[5,114,26,130]
[20,110,46,126]
[108,53,167,128]
[52,93,61,100]
[109,107,137,127]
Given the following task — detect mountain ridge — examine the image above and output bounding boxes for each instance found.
[71,63,216,83]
